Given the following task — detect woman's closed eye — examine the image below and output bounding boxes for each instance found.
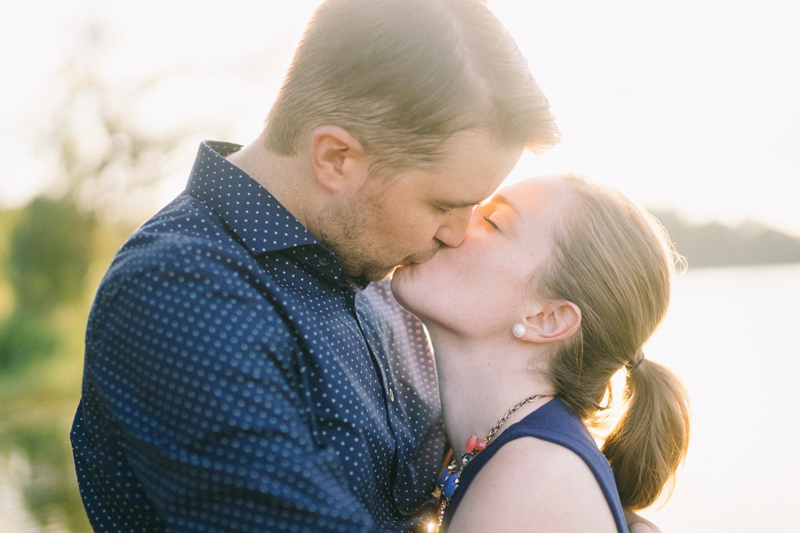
[483,216,499,230]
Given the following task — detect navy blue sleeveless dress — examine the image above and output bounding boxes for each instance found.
[441,398,629,532]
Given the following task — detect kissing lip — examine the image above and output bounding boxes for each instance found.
[398,244,442,268]
[412,246,442,265]
[396,259,425,269]
[404,256,432,267]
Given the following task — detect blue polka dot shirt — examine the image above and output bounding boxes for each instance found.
[71,141,444,532]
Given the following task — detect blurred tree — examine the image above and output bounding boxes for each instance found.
[0,22,203,533]
[0,197,91,370]
[44,24,190,222]
[6,197,94,314]
[0,23,195,370]
[0,311,59,371]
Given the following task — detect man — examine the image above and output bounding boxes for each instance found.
[71,1,657,531]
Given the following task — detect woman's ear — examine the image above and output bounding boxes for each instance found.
[517,300,581,344]
[310,126,369,193]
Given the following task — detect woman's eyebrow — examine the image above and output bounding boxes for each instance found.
[484,194,522,236]
[485,194,517,213]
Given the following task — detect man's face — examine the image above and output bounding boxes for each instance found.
[319,130,523,283]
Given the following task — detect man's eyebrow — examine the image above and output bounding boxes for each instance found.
[438,198,486,209]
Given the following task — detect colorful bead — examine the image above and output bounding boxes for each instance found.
[442,472,459,499]
[435,395,546,522]
[438,467,450,487]
[465,435,477,454]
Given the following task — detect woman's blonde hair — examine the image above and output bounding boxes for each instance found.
[536,174,691,510]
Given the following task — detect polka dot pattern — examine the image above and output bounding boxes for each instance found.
[71,141,444,532]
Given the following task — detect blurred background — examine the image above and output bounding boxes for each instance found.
[1,1,798,531]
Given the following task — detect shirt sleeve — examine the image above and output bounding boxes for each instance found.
[83,244,375,532]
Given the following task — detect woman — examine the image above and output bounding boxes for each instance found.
[391,175,690,532]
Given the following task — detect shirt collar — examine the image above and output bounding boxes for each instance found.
[186,141,345,280]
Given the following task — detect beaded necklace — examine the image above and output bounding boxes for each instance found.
[432,395,547,531]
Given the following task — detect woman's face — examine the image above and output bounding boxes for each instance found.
[391,177,575,336]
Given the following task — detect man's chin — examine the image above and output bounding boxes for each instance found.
[342,265,394,287]
[364,266,396,283]
[344,254,434,285]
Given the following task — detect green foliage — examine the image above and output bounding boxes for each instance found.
[0,197,96,528]
[0,195,133,533]
[0,27,192,532]
[0,310,60,371]
[4,422,89,532]
[5,197,95,314]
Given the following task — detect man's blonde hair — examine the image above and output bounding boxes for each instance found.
[265,0,560,177]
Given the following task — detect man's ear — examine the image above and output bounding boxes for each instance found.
[518,300,581,344]
[310,126,369,193]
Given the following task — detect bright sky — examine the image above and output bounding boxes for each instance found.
[2,0,799,235]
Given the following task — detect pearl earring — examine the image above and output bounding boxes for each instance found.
[512,324,526,338]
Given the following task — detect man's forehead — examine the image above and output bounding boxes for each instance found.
[426,173,505,208]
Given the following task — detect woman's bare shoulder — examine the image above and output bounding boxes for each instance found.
[447,437,617,533]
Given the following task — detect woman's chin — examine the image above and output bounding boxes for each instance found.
[390,264,422,311]
[390,262,410,282]
[390,263,410,289]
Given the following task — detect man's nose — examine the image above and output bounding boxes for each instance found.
[433,208,473,248]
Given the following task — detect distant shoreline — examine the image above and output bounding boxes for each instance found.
[649,209,800,269]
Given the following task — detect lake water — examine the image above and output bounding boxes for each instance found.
[2,264,799,532]
[637,263,800,531]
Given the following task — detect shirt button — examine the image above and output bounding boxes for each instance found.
[389,389,395,402]
[318,254,331,267]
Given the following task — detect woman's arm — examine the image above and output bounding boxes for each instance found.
[447,437,617,533]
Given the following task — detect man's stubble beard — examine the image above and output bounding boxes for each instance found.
[315,194,398,284]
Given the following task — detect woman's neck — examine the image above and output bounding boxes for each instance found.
[428,327,555,455]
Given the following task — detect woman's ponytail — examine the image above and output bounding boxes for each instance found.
[602,360,690,510]
[535,175,690,509]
